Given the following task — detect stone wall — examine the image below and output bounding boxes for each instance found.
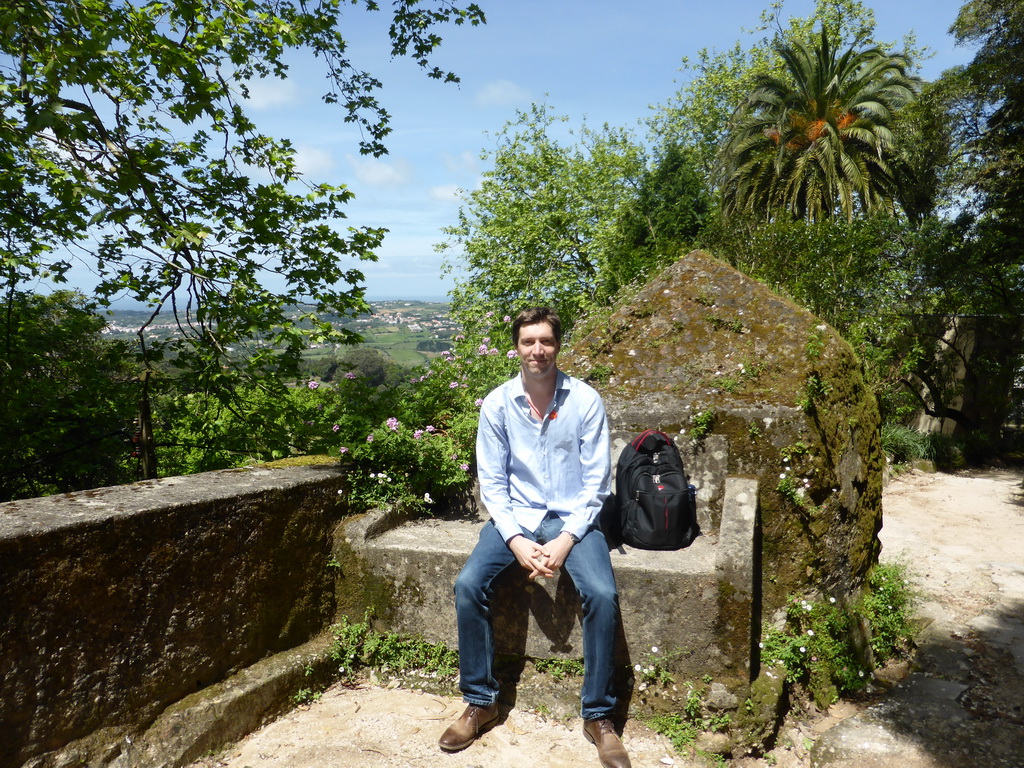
[0,465,347,768]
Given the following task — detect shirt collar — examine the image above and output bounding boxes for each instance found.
[513,369,569,398]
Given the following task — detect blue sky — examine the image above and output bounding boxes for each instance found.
[108,0,978,305]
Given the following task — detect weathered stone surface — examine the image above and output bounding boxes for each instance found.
[0,465,347,768]
[810,675,995,768]
[343,506,723,680]
[564,250,884,618]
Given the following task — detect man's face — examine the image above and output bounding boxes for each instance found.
[516,321,560,378]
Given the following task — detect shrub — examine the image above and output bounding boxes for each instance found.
[300,321,519,514]
[880,424,932,464]
[759,563,916,707]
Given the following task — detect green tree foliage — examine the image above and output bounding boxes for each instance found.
[0,291,137,500]
[438,103,647,336]
[607,142,712,295]
[649,0,923,181]
[887,79,957,225]
[718,31,920,221]
[952,0,1024,252]
[700,213,911,336]
[0,0,484,478]
[701,210,1022,438]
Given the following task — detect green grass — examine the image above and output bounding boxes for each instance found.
[880,424,932,464]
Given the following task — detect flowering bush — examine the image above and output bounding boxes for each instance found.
[296,324,519,514]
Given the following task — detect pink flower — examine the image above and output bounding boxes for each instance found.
[503,315,510,322]
[455,334,465,341]
[386,417,399,431]
[332,424,340,432]
[485,311,494,318]
[366,434,374,443]
[307,380,319,389]
[449,381,459,389]
[425,425,436,433]
[460,463,470,471]
[413,429,424,439]
[475,398,484,407]
[506,349,518,359]
[345,372,356,379]
[339,446,349,454]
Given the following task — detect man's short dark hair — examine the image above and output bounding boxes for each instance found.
[512,307,562,346]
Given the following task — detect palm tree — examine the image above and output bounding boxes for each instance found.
[718,30,920,222]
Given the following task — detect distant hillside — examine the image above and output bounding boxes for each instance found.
[102,300,457,367]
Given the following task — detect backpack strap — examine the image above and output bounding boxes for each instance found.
[631,429,670,451]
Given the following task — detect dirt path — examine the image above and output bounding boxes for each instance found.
[877,469,1024,621]
[190,469,1024,768]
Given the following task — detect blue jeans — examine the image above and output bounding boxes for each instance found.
[453,514,620,720]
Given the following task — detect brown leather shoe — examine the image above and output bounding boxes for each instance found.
[583,718,631,768]
[438,703,499,752]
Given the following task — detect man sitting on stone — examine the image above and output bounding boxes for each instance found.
[438,306,630,768]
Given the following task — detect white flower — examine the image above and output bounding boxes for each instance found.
[830,596,836,603]
[634,664,642,672]
[799,646,806,653]
[424,493,433,504]
[807,630,815,636]
[651,646,659,653]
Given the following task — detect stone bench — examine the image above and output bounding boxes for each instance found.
[344,472,759,685]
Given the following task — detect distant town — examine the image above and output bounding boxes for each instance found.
[101,300,461,367]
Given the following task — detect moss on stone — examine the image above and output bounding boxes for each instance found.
[565,249,883,623]
[730,666,786,754]
[258,455,339,468]
[330,518,398,626]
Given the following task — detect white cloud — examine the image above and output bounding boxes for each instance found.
[429,184,461,201]
[241,78,298,110]
[347,155,415,188]
[293,145,335,178]
[476,79,531,108]
[443,150,479,176]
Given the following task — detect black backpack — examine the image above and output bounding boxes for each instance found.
[612,429,698,550]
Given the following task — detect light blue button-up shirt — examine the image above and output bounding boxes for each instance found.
[476,370,611,543]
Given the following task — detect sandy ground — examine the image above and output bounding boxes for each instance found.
[189,468,1024,768]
